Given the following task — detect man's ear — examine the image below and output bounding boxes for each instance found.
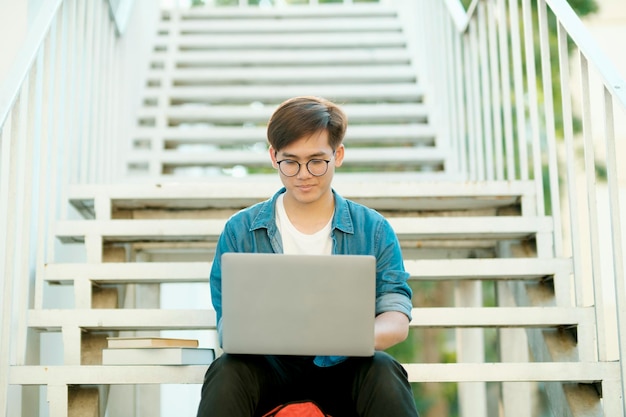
[334,144,345,168]
[269,146,278,169]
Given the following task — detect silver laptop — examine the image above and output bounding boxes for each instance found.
[221,253,376,357]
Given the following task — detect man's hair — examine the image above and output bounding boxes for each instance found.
[267,96,348,152]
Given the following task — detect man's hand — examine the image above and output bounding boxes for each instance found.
[374,311,410,351]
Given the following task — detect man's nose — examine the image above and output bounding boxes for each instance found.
[296,163,312,179]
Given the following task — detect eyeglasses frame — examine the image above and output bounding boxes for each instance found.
[275,152,335,177]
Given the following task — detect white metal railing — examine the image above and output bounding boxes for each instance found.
[162,0,386,8]
[415,0,626,414]
[0,0,154,414]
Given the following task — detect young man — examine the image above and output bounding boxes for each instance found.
[196,96,419,417]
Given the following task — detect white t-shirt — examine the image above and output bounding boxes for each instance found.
[275,194,333,255]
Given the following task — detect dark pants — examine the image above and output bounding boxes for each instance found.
[196,352,419,417]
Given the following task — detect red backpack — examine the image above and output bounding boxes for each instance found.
[262,400,332,417]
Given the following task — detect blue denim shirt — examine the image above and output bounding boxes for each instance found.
[210,188,413,367]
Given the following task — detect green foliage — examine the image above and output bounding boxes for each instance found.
[567,0,598,14]
[461,0,597,13]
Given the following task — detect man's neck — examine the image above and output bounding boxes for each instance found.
[282,191,334,234]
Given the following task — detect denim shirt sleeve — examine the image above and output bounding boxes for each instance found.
[373,217,413,321]
[335,196,413,321]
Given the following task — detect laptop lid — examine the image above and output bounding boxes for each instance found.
[221,253,376,357]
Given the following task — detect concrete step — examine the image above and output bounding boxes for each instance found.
[134,123,435,147]
[138,103,429,125]
[156,84,425,104]
[43,258,572,285]
[67,180,534,215]
[168,4,399,19]
[164,49,411,67]
[54,216,552,244]
[148,66,417,85]
[163,17,402,33]
[26,306,590,332]
[11,361,620,385]
[127,147,444,170]
[165,32,406,50]
[136,3,432,178]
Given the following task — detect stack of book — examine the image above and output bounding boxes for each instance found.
[102,337,215,365]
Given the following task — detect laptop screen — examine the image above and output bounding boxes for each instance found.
[221,253,376,356]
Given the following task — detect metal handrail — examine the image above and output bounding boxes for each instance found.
[0,1,157,414]
[545,0,626,110]
[0,0,62,128]
[444,0,480,32]
[425,0,626,414]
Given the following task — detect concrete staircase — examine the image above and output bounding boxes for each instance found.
[126,3,441,179]
[14,178,619,416]
[8,3,622,417]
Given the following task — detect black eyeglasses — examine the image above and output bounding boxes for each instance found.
[276,158,333,177]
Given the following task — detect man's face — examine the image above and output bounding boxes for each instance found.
[269,130,344,206]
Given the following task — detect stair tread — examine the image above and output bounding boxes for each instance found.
[148,66,417,84]
[165,49,411,66]
[127,147,443,166]
[69,179,532,216]
[137,103,429,123]
[27,307,590,330]
[68,180,534,200]
[134,124,435,144]
[165,32,406,49]
[10,362,619,385]
[54,216,552,243]
[28,309,216,330]
[43,258,572,284]
[170,4,399,19]
[123,171,462,182]
[155,84,425,103]
[164,17,402,33]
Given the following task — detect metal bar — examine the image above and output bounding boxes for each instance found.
[521,0,544,215]
[103,13,116,182]
[33,48,49,312]
[60,0,76,218]
[537,0,562,258]
[477,2,494,180]
[508,0,528,180]
[88,1,104,183]
[602,86,626,413]
[453,12,468,178]
[487,0,504,181]
[79,1,95,183]
[442,4,459,175]
[464,29,478,180]
[578,52,608,362]
[111,24,125,183]
[557,21,584,306]
[14,57,36,368]
[496,0,515,180]
[94,1,107,183]
[471,8,484,180]
[0,102,17,417]
[72,0,85,183]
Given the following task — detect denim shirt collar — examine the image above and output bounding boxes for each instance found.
[249,187,354,237]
